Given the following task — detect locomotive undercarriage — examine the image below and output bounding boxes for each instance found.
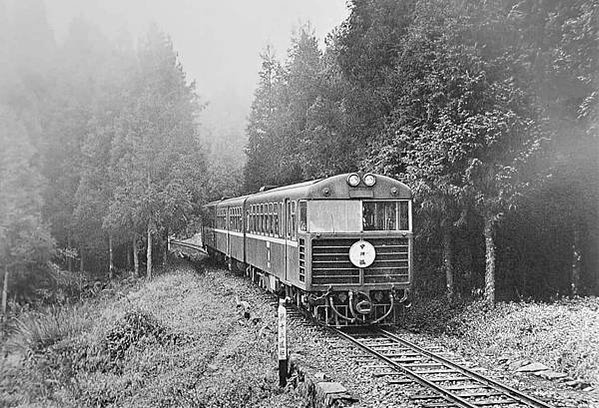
[216,254,410,327]
[304,287,410,326]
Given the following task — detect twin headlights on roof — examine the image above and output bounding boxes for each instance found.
[346,173,377,187]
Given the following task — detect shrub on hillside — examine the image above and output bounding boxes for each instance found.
[102,309,191,361]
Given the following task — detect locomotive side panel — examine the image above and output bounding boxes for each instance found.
[269,239,286,282]
[245,235,269,273]
[215,229,228,255]
[202,205,217,250]
[229,233,244,262]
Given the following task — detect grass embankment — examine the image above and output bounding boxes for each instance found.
[0,260,301,407]
[404,296,599,385]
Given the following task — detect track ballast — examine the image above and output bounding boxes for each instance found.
[331,326,555,408]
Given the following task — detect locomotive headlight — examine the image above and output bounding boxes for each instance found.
[346,173,360,187]
[363,173,377,187]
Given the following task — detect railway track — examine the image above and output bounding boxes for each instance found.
[172,238,556,408]
[169,238,207,255]
[330,326,556,408]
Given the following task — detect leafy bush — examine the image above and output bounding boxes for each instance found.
[402,297,470,335]
[102,309,191,361]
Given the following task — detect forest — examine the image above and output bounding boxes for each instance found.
[0,0,597,317]
[0,0,216,312]
[244,0,598,302]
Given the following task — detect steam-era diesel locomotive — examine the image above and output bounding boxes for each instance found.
[202,173,412,325]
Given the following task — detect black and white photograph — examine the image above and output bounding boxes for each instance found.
[0,0,597,407]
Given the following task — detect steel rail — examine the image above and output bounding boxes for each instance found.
[170,239,207,254]
[377,328,555,408]
[329,326,481,408]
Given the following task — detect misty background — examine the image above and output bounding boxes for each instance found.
[45,0,349,161]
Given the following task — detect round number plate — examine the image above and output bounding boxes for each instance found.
[349,240,376,268]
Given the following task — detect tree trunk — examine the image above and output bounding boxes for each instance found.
[2,265,8,322]
[80,247,84,273]
[147,223,153,279]
[109,234,114,280]
[133,236,139,278]
[67,234,72,272]
[484,216,496,305]
[571,229,582,296]
[127,243,132,270]
[442,229,455,302]
[162,228,169,266]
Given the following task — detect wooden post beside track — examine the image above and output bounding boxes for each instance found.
[278,298,288,387]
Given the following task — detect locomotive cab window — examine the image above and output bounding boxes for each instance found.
[299,201,307,231]
[363,201,410,231]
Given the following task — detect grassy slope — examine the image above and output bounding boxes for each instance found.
[2,260,597,407]
[0,261,302,408]
[403,297,599,385]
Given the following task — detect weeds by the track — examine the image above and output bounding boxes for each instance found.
[403,296,599,385]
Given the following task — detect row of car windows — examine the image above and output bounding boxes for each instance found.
[215,201,301,240]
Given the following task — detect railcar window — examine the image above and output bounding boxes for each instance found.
[235,207,241,231]
[249,207,252,232]
[274,203,279,236]
[257,205,260,233]
[260,204,266,234]
[257,204,261,233]
[265,204,269,234]
[299,201,307,231]
[268,203,273,235]
[291,202,296,239]
[267,204,270,235]
[286,201,291,238]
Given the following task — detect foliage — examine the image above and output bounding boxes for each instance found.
[243,0,599,300]
[0,106,55,297]
[1,2,209,304]
[102,308,190,361]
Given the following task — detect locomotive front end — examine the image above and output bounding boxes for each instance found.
[301,173,413,326]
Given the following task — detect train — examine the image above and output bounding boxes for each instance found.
[202,172,413,325]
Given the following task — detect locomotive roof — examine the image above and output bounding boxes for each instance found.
[205,173,412,208]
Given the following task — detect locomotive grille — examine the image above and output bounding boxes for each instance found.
[311,237,410,285]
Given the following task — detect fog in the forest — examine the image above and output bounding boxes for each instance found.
[40,0,348,150]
